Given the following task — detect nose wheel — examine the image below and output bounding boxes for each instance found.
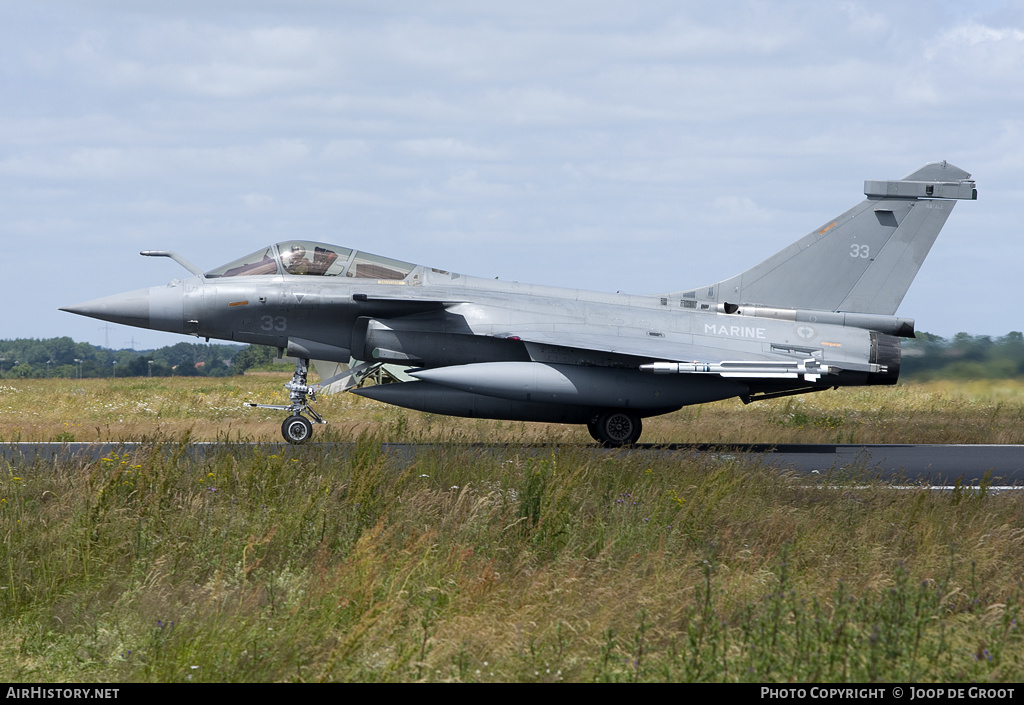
[282,414,314,444]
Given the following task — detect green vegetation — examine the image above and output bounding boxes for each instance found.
[2,374,1024,681]
[3,375,1024,445]
[902,332,1024,380]
[2,441,1022,682]
[0,337,248,379]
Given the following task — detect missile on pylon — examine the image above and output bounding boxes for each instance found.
[639,358,842,382]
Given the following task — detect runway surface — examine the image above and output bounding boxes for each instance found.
[4,442,1024,486]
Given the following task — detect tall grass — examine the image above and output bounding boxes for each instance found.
[2,435,1022,682]
[3,376,1024,681]
[4,376,1024,444]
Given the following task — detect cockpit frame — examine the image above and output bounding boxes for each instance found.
[204,241,418,281]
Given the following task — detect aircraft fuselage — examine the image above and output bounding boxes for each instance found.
[61,161,977,445]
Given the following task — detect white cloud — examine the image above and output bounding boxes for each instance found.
[396,138,501,161]
[708,195,773,225]
[3,1,1021,343]
[934,22,1024,50]
[241,193,274,208]
[320,139,370,160]
[313,188,399,207]
[838,2,891,36]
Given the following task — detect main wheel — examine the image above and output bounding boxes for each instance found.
[593,410,642,447]
[282,415,313,444]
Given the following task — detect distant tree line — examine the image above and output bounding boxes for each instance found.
[2,333,1023,380]
[901,331,1024,380]
[0,337,282,379]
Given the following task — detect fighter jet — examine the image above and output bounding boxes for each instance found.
[62,161,977,446]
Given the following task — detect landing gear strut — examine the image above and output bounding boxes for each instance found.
[246,357,383,444]
[246,358,324,444]
[588,410,643,448]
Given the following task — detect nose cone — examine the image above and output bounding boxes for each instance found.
[61,288,151,329]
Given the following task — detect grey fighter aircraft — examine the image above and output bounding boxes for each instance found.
[62,161,977,446]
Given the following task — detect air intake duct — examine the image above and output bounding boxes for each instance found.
[868,332,901,385]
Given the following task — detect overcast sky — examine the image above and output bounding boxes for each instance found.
[3,1,1021,350]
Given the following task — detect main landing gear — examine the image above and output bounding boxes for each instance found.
[587,410,643,448]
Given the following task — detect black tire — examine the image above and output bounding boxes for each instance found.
[594,410,642,447]
[282,415,313,444]
[586,417,603,442]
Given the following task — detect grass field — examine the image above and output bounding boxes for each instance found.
[4,374,1024,445]
[2,376,1024,682]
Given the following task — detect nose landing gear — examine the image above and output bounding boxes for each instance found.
[246,357,381,444]
[246,358,325,444]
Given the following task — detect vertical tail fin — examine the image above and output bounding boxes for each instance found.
[682,161,976,315]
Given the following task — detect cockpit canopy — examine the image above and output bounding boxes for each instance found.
[205,241,418,281]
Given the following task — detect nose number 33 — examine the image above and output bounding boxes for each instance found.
[261,315,287,331]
